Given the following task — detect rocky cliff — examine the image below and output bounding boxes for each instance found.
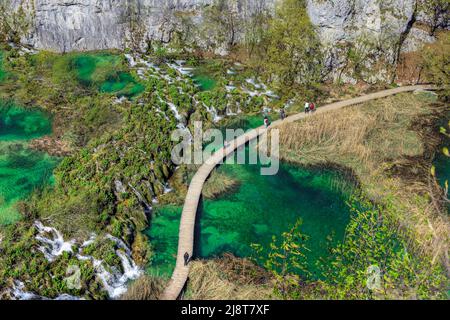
[307,0,442,83]
[2,0,447,82]
[5,0,275,52]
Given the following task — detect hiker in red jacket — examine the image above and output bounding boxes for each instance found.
[310,102,316,113]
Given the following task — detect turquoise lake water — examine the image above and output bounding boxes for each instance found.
[146,139,355,277]
[0,101,59,225]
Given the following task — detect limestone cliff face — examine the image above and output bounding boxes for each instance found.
[7,0,435,52]
[7,0,275,52]
[306,0,439,83]
[4,0,445,82]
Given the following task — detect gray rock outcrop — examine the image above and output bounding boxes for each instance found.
[2,0,446,83]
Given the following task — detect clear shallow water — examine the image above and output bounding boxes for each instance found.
[193,74,217,91]
[0,102,59,225]
[71,54,144,98]
[217,114,266,132]
[146,161,354,278]
[191,63,218,91]
[0,101,52,141]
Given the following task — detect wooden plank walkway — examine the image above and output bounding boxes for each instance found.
[160,84,435,300]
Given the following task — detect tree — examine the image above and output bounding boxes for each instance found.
[261,0,323,95]
[243,1,271,59]
[318,195,447,300]
[0,1,33,44]
[418,0,450,35]
[251,219,310,299]
[421,32,450,99]
[201,0,241,50]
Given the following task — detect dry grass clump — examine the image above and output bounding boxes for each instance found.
[120,275,166,300]
[278,93,449,270]
[203,171,239,199]
[185,254,274,300]
[279,94,429,171]
[159,164,239,206]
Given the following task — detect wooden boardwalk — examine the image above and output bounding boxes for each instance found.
[160,85,435,300]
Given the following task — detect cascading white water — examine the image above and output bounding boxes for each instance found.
[11,281,82,300]
[18,221,143,300]
[34,221,75,262]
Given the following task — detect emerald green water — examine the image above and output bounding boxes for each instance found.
[146,162,354,277]
[71,54,144,98]
[0,101,52,141]
[193,74,217,91]
[217,114,265,132]
[0,101,59,225]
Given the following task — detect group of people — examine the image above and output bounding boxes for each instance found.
[263,101,316,128]
[304,102,316,114]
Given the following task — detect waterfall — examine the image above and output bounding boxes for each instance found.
[22,221,143,300]
[34,221,75,262]
[11,281,82,301]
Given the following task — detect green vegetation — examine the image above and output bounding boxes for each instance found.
[251,219,310,299]
[258,0,323,96]
[253,196,447,300]
[422,32,450,99]
[0,221,128,299]
[0,51,6,82]
[0,1,33,44]
[318,196,446,299]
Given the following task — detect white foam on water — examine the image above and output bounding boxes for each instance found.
[11,281,82,300]
[34,221,75,262]
[124,54,137,67]
[30,222,142,299]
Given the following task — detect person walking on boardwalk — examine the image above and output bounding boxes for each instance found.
[264,116,270,128]
[304,102,310,114]
[184,252,190,266]
[280,108,286,120]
